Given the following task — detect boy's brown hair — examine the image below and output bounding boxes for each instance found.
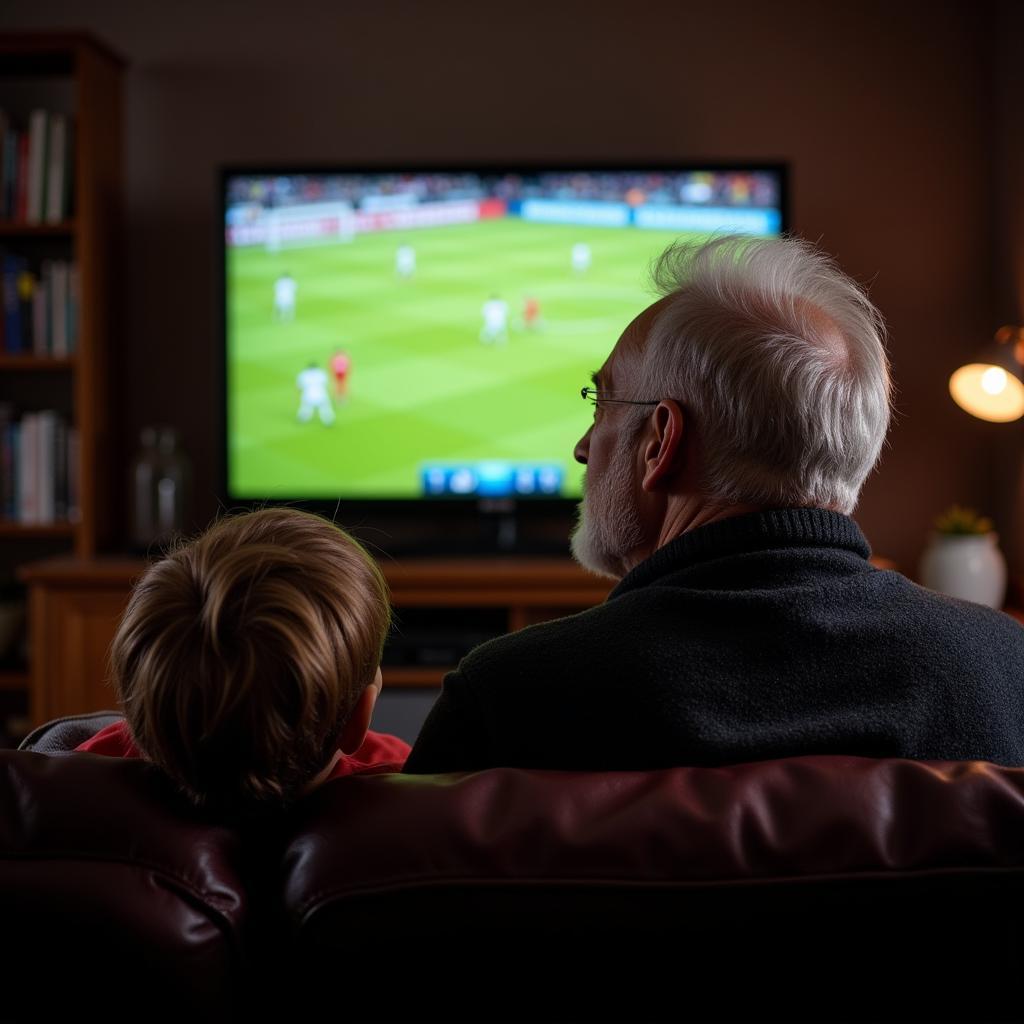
[110,508,390,811]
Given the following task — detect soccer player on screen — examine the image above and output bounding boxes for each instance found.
[395,243,416,279]
[296,362,335,425]
[571,242,592,275]
[274,272,297,320]
[523,296,542,331]
[331,349,352,400]
[480,295,509,345]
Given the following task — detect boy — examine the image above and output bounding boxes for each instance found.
[76,508,409,811]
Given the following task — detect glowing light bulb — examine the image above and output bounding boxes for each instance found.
[980,366,1008,395]
[950,363,1024,422]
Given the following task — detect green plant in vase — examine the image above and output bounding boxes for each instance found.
[933,505,993,536]
[919,505,1006,608]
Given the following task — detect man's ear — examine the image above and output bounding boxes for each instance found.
[640,400,685,492]
[338,667,382,755]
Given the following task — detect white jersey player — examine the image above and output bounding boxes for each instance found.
[274,273,297,320]
[296,364,335,425]
[480,297,509,344]
[571,242,592,274]
[395,244,416,279]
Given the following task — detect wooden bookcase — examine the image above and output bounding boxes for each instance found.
[0,35,123,717]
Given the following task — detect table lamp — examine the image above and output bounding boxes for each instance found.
[949,325,1024,422]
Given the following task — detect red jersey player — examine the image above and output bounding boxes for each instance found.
[331,349,352,399]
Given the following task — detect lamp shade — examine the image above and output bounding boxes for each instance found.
[949,326,1024,423]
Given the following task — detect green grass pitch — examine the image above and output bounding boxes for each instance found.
[226,218,698,499]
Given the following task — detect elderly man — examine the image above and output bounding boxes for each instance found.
[404,235,1024,774]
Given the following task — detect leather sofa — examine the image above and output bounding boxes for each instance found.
[1,719,1022,1023]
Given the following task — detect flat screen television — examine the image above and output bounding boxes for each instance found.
[220,164,787,550]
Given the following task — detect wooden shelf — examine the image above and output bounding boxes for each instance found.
[385,557,611,608]
[0,220,75,237]
[383,666,449,687]
[0,354,75,370]
[18,555,144,584]
[0,522,76,538]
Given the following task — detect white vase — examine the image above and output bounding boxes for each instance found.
[918,533,1007,608]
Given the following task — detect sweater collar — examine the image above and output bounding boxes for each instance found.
[610,508,871,598]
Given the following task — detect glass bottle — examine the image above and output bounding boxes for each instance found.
[153,427,191,545]
[129,426,192,551]
[129,426,160,552]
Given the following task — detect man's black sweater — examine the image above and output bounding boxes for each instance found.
[404,508,1024,773]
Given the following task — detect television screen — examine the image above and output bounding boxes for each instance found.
[222,166,786,503]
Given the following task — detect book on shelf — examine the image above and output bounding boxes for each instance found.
[0,110,8,217]
[0,408,75,526]
[53,414,67,521]
[34,410,56,524]
[0,125,20,222]
[0,108,75,224]
[25,110,48,225]
[66,426,80,524]
[1,252,25,353]
[15,134,28,223]
[0,251,79,356]
[67,264,79,354]
[45,115,71,226]
[0,403,12,520]
[31,264,48,356]
[16,412,35,523]
[51,260,68,356]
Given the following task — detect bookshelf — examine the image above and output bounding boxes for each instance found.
[0,34,123,734]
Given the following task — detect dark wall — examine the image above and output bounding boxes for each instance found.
[993,0,1024,577]
[2,0,1014,573]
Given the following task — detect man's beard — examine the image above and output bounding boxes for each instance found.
[570,434,645,580]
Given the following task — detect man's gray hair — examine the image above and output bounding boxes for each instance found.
[638,235,891,514]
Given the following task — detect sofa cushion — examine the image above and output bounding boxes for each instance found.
[278,756,1024,1022]
[0,749,252,1016]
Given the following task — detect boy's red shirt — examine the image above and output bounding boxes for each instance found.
[75,719,410,777]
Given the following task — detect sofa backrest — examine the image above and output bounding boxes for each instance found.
[278,756,1024,1022]
[0,750,251,1018]
[2,748,1022,1021]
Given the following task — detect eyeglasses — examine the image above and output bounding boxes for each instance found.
[580,387,660,407]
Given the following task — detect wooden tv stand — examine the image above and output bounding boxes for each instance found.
[19,556,612,727]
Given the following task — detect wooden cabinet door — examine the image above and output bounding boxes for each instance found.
[29,587,129,725]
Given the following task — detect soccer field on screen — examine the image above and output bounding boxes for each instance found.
[226,218,698,500]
